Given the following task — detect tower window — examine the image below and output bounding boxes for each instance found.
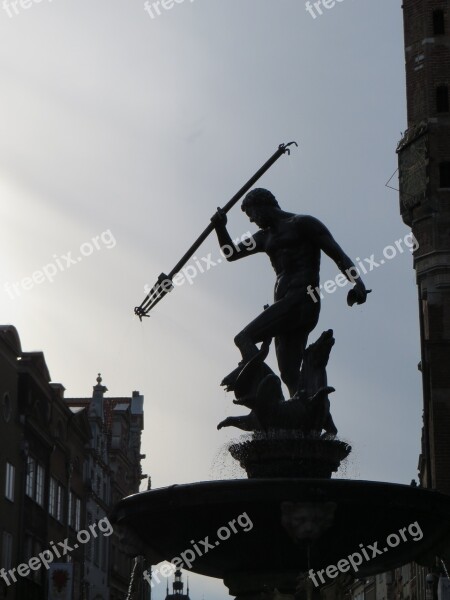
[436,86,449,112]
[439,162,450,188]
[433,10,445,35]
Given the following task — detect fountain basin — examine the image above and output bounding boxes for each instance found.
[111,478,450,589]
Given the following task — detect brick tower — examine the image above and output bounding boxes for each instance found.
[397,1,450,492]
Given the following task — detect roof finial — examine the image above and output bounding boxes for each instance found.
[93,373,108,396]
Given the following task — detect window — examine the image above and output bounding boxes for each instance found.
[5,463,15,501]
[75,498,81,531]
[49,478,56,516]
[85,513,92,560]
[56,485,63,522]
[68,492,73,528]
[440,162,450,188]
[68,492,81,530]
[1,532,13,570]
[26,457,36,498]
[437,86,449,113]
[26,458,45,505]
[49,477,64,521]
[433,10,445,35]
[35,465,45,506]
[2,393,11,423]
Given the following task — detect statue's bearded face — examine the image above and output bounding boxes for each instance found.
[245,205,271,229]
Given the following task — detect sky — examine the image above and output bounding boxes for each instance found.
[0,0,422,598]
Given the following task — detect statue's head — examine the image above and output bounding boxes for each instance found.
[241,188,280,229]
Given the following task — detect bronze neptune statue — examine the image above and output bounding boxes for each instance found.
[211,188,369,437]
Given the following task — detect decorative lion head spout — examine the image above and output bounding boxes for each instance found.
[281,501,337,541]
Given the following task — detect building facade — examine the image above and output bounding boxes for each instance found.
[397,0,450,494]
[66,376,147,600]
[0,326,147,600]
[0,326,91,600]
[363,3,450,600]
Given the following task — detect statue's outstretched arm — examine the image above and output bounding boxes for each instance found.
[302,216,368,306]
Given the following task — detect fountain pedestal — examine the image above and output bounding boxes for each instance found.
[229,435,351,479]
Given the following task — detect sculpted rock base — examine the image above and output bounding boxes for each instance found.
[229,434,351,479]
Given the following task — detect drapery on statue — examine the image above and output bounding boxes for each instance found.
[211,188,369,434]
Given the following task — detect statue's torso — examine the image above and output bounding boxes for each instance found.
[262,215,321,300]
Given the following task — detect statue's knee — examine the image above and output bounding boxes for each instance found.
[234,331,246,347]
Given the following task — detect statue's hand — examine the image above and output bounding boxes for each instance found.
[210,207,227,227]
[347,282,370,306]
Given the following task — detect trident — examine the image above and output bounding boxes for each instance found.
[134,141,298,320]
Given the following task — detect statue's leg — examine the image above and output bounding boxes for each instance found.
[234,299,295,362]
[275,331,308,397]
[271,290,320,397]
